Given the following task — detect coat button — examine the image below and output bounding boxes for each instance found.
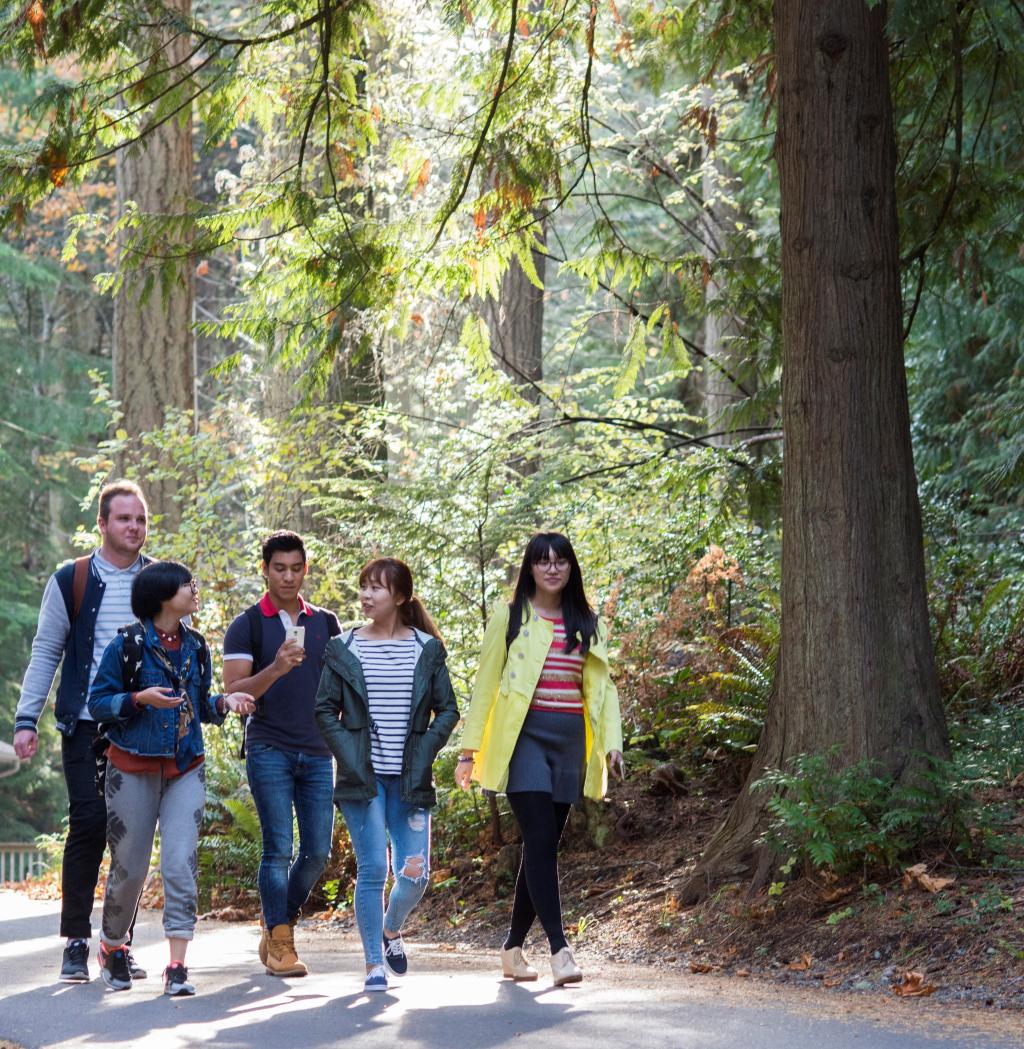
[510,671,516,679]
[523,629,529,637]
[517,652,524,659]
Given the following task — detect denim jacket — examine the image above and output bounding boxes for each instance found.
[88,619,226,770]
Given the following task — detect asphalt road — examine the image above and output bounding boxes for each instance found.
[0,892,1019,1049]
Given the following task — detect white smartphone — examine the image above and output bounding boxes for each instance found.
[284,625,305,647]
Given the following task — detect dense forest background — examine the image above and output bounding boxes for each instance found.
[1,1,1022,905]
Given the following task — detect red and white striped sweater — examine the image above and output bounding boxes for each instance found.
[529,616,585,715]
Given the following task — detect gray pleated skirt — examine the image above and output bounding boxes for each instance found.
[505,708,586,804]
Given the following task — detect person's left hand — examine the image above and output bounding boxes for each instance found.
[223,692,256,715]
[607,750,625,780]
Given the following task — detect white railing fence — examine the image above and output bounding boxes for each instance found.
[0,843,48,884]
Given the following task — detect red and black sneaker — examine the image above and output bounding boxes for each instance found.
[99,943,132,991]
[163,962,195,996]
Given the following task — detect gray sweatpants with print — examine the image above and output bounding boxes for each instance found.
[101,761,205,945]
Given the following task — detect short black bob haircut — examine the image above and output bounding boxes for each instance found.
[131,560,193,621]
[262,530,306,565]
[506,532,598,655]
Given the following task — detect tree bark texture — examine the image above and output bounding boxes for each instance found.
[700,123,751,445]
[113,0,195,520]
[681,0,948,901]
[483,227,546,404]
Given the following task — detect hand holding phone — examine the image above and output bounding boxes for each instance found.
[284,625,305,647]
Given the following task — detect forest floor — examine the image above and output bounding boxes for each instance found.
[328,767,1024,1015]
[15,764,1023,1016]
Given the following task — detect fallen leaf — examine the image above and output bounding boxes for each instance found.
[821,885,854,903]
[901,863,929,890]
[902,863,955,893]
[689,960,716,973]
[788,953,813,972]
[892,970,938,997]
[917,874,956,893]
[823,976,842,988]
[735,969,750,977]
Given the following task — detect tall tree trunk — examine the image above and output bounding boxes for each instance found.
[483,224,546,404]
[700,120,750,446]
[681,0,947,901]
[113,0,195,523]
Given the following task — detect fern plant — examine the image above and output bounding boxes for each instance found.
[751,751,968,876]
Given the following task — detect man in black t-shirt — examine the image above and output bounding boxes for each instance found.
[223,531,340,978]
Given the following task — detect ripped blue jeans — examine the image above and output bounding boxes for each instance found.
[338,774,431,966]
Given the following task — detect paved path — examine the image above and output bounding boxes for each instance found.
[0,892,1019,1049]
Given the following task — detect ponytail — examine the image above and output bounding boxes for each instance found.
[401,595,442,641]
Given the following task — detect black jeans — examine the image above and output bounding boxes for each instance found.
[59,720,138,941]
[504,792,572,954]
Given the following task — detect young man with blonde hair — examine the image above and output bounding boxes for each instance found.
[13,480,151,982]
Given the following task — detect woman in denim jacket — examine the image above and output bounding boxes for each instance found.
[88,560,254,996]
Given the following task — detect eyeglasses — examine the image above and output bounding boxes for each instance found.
[534,558,570,572]
[187,580,199,594]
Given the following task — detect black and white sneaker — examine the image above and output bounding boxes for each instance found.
[125,947,147,980]
[99,944,132,991]
[382,932,408,976]
[163,963,195,996]
[59,939,90,982]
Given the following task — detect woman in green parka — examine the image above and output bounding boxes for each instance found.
[315,558,458,993]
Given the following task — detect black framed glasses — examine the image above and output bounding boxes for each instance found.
[534,558,570,572]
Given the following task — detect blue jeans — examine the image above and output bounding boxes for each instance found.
[339,775,431,966]
[246,743,335,929]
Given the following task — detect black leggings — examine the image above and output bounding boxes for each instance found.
[504,792,571,954]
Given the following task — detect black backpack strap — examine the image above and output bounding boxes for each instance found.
[118,621,147,694]
[238,604,265,760]
[245,604,264,671]
[93,619,145,799]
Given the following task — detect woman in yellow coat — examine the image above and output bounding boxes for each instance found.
[456,532,624,986]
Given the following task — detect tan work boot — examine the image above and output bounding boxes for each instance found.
[266,923,308,977]
[258,919,269,966]
[258,917,296,967]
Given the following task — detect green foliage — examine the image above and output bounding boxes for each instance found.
[753,752,958,875]
[754,715,1024,878]
[196,731,261,907]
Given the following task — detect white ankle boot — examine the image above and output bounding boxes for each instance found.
[550,946,582,986]
[500,946,538,981]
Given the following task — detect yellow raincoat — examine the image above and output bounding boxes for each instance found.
[461,602,623,800]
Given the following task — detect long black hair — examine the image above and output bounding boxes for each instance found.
[506,532,598,655]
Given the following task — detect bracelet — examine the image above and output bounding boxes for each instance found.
[457,755,474,763]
